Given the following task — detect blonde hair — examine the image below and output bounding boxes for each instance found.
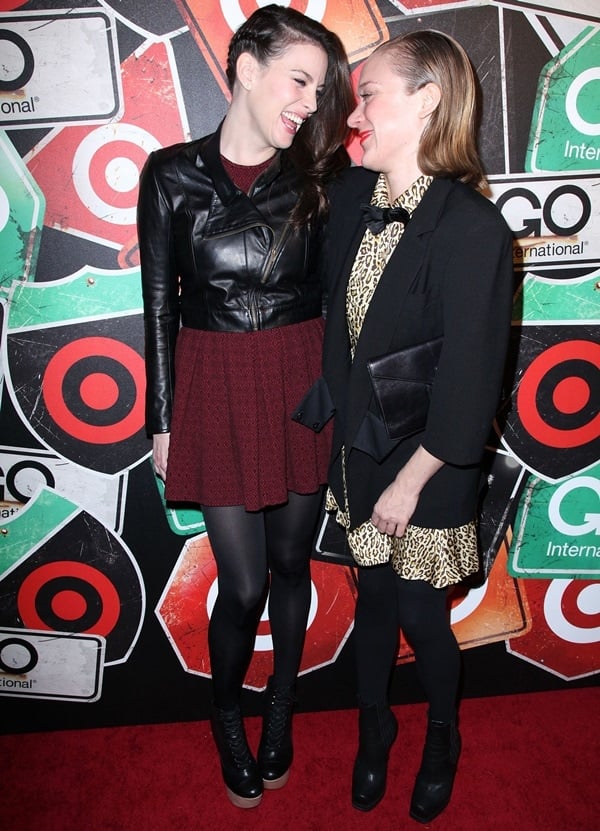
[376,30,486,189]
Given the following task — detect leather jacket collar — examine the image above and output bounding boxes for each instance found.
[196,122,284,207]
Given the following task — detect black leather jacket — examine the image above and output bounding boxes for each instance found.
[137,126,323,435]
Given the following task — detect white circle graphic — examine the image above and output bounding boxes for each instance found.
[105,157,140,193]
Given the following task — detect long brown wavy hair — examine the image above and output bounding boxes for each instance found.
[226,5,355,225]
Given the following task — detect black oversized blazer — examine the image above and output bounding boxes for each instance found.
[302,167,515,531]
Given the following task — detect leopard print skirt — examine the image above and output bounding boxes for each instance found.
[326,488,479,589]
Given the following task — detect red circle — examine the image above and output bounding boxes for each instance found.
[79,373,120,410]
[552,376,590,415]
[51,590,88,621]
[41,336,145,444]
[17,561,121,636]
[517,340,600,448]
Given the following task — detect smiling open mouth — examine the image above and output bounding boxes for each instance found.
[282,111,305,133]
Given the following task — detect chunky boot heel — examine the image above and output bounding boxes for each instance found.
[210,704,263,808]
[409,717,461,823]
[352,703,398,811]
[257,676,296,789]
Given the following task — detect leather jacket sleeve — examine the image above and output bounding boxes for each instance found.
[137,150,181,435]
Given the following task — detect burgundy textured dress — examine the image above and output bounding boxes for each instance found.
[163,157,332,512]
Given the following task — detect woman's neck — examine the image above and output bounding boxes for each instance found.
[384,167,425,203]
[220,106,277,166]
[381,150,424,202]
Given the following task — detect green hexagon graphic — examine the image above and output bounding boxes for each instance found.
[0,130,45,288]
[526,27,600,173]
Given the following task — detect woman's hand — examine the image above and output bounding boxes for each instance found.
[371,445,444,537]
[152,432,170,481]
[371,475,419,538]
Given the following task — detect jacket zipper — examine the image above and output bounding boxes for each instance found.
[259,222,292,285]
[249,222,293,330]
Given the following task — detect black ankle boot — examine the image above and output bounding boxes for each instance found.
[409,717,461,823]
[351,703,398,811]
[210,704,263,808]
[257,676,296,789]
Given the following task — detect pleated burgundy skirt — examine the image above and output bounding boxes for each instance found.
[164,318,332,511]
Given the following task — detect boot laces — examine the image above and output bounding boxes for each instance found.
[263,687,294,749]
[221,709,253,767]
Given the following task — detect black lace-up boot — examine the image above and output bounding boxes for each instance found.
[210,704,263,808]
[409,717,461,823]
[257,676,296,789]
[351,703,398,811]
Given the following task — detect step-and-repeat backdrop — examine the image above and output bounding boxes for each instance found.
[0,0,598,732]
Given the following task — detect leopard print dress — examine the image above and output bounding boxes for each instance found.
[326,174,479,589]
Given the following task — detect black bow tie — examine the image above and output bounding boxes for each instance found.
[361,203,411,235]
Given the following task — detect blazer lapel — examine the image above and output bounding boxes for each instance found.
[345,178,455,445]
[323,172,376,418]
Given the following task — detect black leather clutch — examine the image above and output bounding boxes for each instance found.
[366,336,443,440]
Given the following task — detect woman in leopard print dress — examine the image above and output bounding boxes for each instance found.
[296,30,514,824]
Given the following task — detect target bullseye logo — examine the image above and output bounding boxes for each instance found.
[41,336,145,445]
[157,533,356,689]
[0,489,145,666]
[501,325,600,479]
[72,125,160,226]
[25,39,188,253]
[508,577,599,679]
[17,561,121,637]
[517,340,600,449]
[544,580,600,644]
[6,274,149,475]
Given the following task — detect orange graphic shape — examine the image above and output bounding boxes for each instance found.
[174,0,388,98]
[398,539,531,662]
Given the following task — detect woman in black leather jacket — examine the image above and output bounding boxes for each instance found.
[137,6,353,810]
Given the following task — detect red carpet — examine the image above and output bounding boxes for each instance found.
[1,687,597,831]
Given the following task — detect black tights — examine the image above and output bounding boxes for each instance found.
[354,562,461,722]
[202,490,322,709]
